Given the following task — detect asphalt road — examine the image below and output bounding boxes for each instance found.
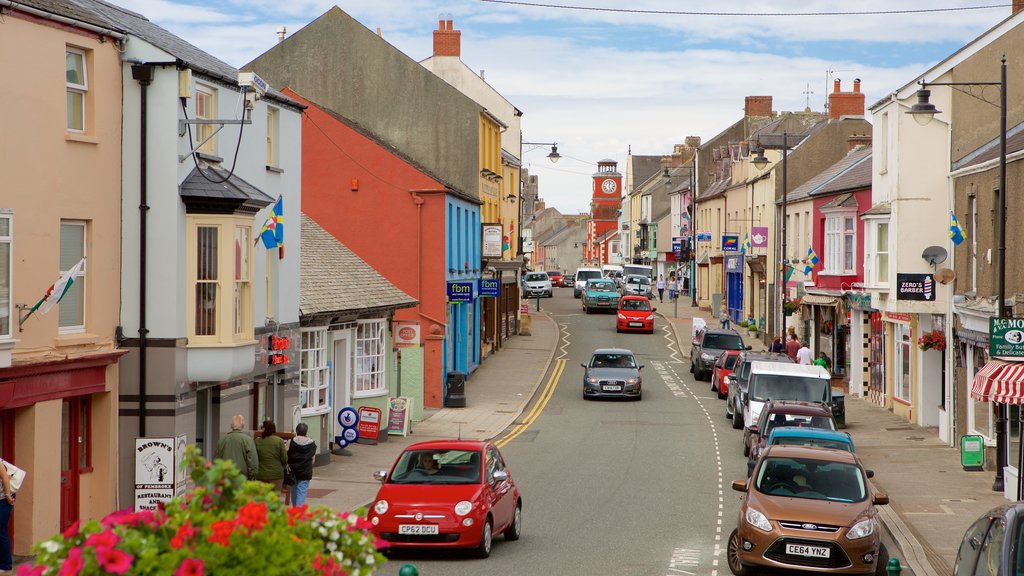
[380,289,909,576]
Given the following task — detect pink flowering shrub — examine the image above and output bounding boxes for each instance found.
[21,446,387,575]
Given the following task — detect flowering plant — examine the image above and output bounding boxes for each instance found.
[20,446,387,576]
[783,298,801,316]
[918,330,946,352]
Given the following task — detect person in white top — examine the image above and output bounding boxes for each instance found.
[656,275,666,302]
[796,342,814,365]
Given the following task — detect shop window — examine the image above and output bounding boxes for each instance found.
[354,320,386,396]
[970,345,994,440]
[894,324,911,403]
[300,328,329,414]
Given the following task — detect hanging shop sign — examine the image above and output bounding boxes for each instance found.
[750,227,769,248]
[482,224,503,258]
[672,239,682,259]
[696,231,712,242]
[721,234,739,252]
[394,322,420,348]
[990,318,1024,358]
[479,278,500,298]
[447,281,475,303]
[896,273,936,301]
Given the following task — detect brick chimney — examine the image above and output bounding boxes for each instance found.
[1015,0,1024,14]
[684,136,702,148]
[828,78,866,119]
[433,19,460,57]
[847,133,872,152]
[745,96,773,117]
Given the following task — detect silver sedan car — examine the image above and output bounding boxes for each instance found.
[582,348,643,400]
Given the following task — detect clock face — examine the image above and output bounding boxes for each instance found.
[601,179,617,194]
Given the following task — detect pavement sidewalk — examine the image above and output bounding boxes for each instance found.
[303,312,559,513]
[659,301,1005,575]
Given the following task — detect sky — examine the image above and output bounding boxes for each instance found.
[113,0,1014,214]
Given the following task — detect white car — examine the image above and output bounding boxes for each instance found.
[522,271,553,298]
[741,362,832,456]
[573,268,602,298]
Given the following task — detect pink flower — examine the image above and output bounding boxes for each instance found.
[94,546,134,574]
[58,547,83,576]
[174,558,204,576]
[16,565,45,576]
[84,529,118,549]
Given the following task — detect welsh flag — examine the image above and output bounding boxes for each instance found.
[30,258,85,315]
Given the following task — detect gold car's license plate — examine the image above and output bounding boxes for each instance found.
[602,385,622,391]
[399,524,439,535]
[786,543,830,558]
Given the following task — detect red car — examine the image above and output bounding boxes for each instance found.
[616,296,656,333]
[547,270,565,287]
[369,440,522,558]
[711,349,741,399]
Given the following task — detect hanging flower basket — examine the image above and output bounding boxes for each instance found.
[783,298,801,316]
[918,330,946,352]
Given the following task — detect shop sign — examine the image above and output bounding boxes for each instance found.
[896,273,936,301]
[482,224,503,258]
[725,254,743,272]
[335,407,359,448]
[134,437,177,512]
[722,234,739,252]
[750,227,769,248]
[672,239,682,258]
[387,397,413,437]
[990,318,1024,358]
[479,278,500,298]
[696,231,712,242]
[394,322,420,348]
[357,406,382,443]
[447,281,475,303]
[884,312,911,324]
[845,292,873,311]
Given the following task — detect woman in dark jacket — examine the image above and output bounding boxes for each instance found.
[287,422,317,506]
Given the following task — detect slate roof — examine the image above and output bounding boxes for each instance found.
[540,225,575,246]
[697,178,729,201]
[501,149,522,168]
[861,202,892,217]
[629,155,664,190]
[65,0,302,109]
[954,122,1024,171]
[14,0,119,31]
[300,214,417,317]
[783,147,871,204]
[179,167,274,209]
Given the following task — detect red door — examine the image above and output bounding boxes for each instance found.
[61,397,89,532]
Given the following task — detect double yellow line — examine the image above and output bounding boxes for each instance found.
[494,358,566,448]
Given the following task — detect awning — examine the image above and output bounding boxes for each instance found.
[971,360,1024,404]
[801,294,841,307]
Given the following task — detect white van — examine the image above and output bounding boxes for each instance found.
[741,362,832,451]
[622,264,653,279]
[574,267,602,298]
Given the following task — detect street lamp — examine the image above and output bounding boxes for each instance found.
[907,55,1009,494]
[753,135,794,342]
[522,141,561,163]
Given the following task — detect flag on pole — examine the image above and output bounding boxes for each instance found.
[30,258,86,315]
[257,196,284,259]
[741,232,751,255]
[784,263,796,284]
[950,211,965,246]
[803,247,820,275]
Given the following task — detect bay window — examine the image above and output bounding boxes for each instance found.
[187,216,253,344]
[823,212,857,275]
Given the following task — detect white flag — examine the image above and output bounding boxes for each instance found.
[31,258,86,315]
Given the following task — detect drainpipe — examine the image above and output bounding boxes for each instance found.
[131,64,154,436]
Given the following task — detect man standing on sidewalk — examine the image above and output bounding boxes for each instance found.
[785,333,801,362]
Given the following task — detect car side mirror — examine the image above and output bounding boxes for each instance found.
[639,364,645,370]
[873,492,889,506]
[373,470,387,483]
[746,345,752,350]
[652,308,657,312]
[731,479,748,492]
[581,363,588,369]
[492,469,509,483]
[865,469,874,479]
[748,425,759,435]
[746,460,756,477]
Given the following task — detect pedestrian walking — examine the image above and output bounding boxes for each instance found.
[668,273,677,301]
[676,274,685,300]
[785,333,801,362]
[656,274,665,302]
[255,419,288,492]
[797,342,813,365]
[0,458,18,574]
[770,336,786,354]
[215,414,258,480]
[287,422,317,506]
[719,303,731,330]
[813,351,832,371]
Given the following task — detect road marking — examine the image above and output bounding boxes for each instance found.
[557,321,570,360]
[494,358,565,448]
[663,323,682,363]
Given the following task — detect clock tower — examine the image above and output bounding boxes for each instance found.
[586,159,622,265]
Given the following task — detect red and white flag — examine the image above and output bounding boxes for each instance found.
[30,258,85,315]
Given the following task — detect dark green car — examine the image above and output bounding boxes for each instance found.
[582,279,620,313]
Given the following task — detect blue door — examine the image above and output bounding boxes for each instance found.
[727,271,744,322]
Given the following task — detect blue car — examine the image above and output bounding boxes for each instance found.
[582,278,619,313]
[766,427,856,452]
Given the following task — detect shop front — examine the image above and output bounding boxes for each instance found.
[845,291,875,399]
[725,254,744,323]
[800,293,848,391]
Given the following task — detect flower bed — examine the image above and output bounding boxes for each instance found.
[19,447,387,575]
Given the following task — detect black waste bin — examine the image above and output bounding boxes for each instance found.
[445,371,467,408]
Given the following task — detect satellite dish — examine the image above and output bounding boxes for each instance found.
[935,268,956,285]
[922,246,948,266]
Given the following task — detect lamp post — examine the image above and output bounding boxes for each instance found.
[907,55,1009,494]
[752,133,793,342]
[517,141,562,258]
[690,161,698,307]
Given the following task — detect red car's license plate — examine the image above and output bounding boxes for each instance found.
[628,322,643,327]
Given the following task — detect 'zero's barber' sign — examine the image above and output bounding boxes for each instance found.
[896,273,935,301]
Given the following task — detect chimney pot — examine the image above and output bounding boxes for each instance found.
[446,19,453,30]
[853,78,861,93]
[834,79,841,92]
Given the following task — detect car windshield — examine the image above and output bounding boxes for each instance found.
[773,437,854,452]
[590,353,637,369]
[723,355,738,369]
[589,282,617,292]
[751,374,830,403]
[763,414,836,437]
[547,271,561,277]
[627,276,650,286]
[702,334,745,350]
[525,273,548,282]
[621,299,651,311]
[577,271,601,281]
[387,449,481,484]
[756,457,866,502]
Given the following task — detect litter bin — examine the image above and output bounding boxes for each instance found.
[445,371,467,408]
[830,389,846,429]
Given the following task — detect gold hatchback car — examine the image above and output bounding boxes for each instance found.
[728,445,890,575]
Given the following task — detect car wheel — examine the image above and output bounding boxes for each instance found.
[584,306,590,314]
[873,542,889,576]
[743,435,751,457]
[689,360,695,373]
[727,529,754,576]
[503,502,522,541]
[475,517,493,558]
[711,377,718,392]
[616,326,622,333]
[717,387,727,400]
[732,405,744,430]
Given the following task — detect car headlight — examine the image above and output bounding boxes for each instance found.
[645,315,654,321]
[587,376,600,384]
[847,518,876,540]
[454,500,474,516]
[374,500,389,515]
[701,353,715,361]
[745,507,772,532]
[724,376,734,384]
[626,377,640,385]
[617,314,627,320]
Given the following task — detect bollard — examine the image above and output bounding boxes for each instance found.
[886,557,901,575]
[398,564,419,576]
[536,296,541,312]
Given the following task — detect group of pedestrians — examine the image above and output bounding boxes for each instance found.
[215,414,318,506]
[768,329,831,370]
[655,271,688,303]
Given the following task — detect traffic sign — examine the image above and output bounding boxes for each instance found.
[990,318,1024,358]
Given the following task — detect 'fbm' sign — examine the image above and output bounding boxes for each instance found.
[447,281,475,303]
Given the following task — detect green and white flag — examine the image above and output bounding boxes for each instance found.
[31,258,85,315]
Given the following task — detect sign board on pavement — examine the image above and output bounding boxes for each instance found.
[357,406,383,443]
[387,396,413,436]
[990,318,1024,358]
[134,437,176,511]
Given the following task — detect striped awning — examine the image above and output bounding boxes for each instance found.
[971,360,1024,404]
[801,294,841,307]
